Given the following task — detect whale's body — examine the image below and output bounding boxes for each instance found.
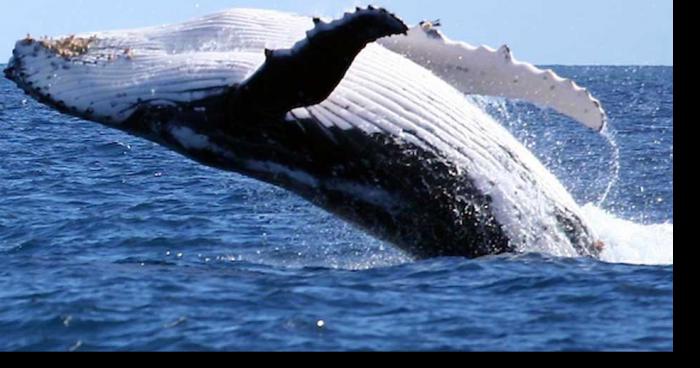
[4,8,605,258]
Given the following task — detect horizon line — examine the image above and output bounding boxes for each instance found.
[0,60,675,68]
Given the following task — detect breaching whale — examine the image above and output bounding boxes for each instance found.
[4,7,608,259]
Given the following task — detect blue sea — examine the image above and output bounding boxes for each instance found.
[0,65,673,351]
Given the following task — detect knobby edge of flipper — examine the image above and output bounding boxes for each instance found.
[379,20,608,132]
[227,6,409,122]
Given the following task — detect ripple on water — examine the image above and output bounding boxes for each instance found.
[0,66,673,351]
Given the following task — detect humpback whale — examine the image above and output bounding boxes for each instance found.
[4,7,607,259]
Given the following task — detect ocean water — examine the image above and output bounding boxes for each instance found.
[0,65,673,351]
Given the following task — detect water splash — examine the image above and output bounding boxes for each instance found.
[582,204,673,266]
[597,123,621,207]
[467,95,671,266]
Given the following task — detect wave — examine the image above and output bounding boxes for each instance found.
[581,204,673,266]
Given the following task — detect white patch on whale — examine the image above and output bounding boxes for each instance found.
[170,126,211,150]
[244,161,320,189]
[325,180,404,214]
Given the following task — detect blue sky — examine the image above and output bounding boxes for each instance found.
[1,0,672,65]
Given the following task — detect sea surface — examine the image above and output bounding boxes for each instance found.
[0,65,673,351]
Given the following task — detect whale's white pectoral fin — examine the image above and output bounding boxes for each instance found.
[378,23,607,131]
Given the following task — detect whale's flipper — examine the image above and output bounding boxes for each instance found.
[379,22,607,132]
[230,7,408,120]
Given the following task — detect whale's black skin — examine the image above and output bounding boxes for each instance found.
[4,7,601,259]
[118,92,595,259]
[119,98,515,259]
